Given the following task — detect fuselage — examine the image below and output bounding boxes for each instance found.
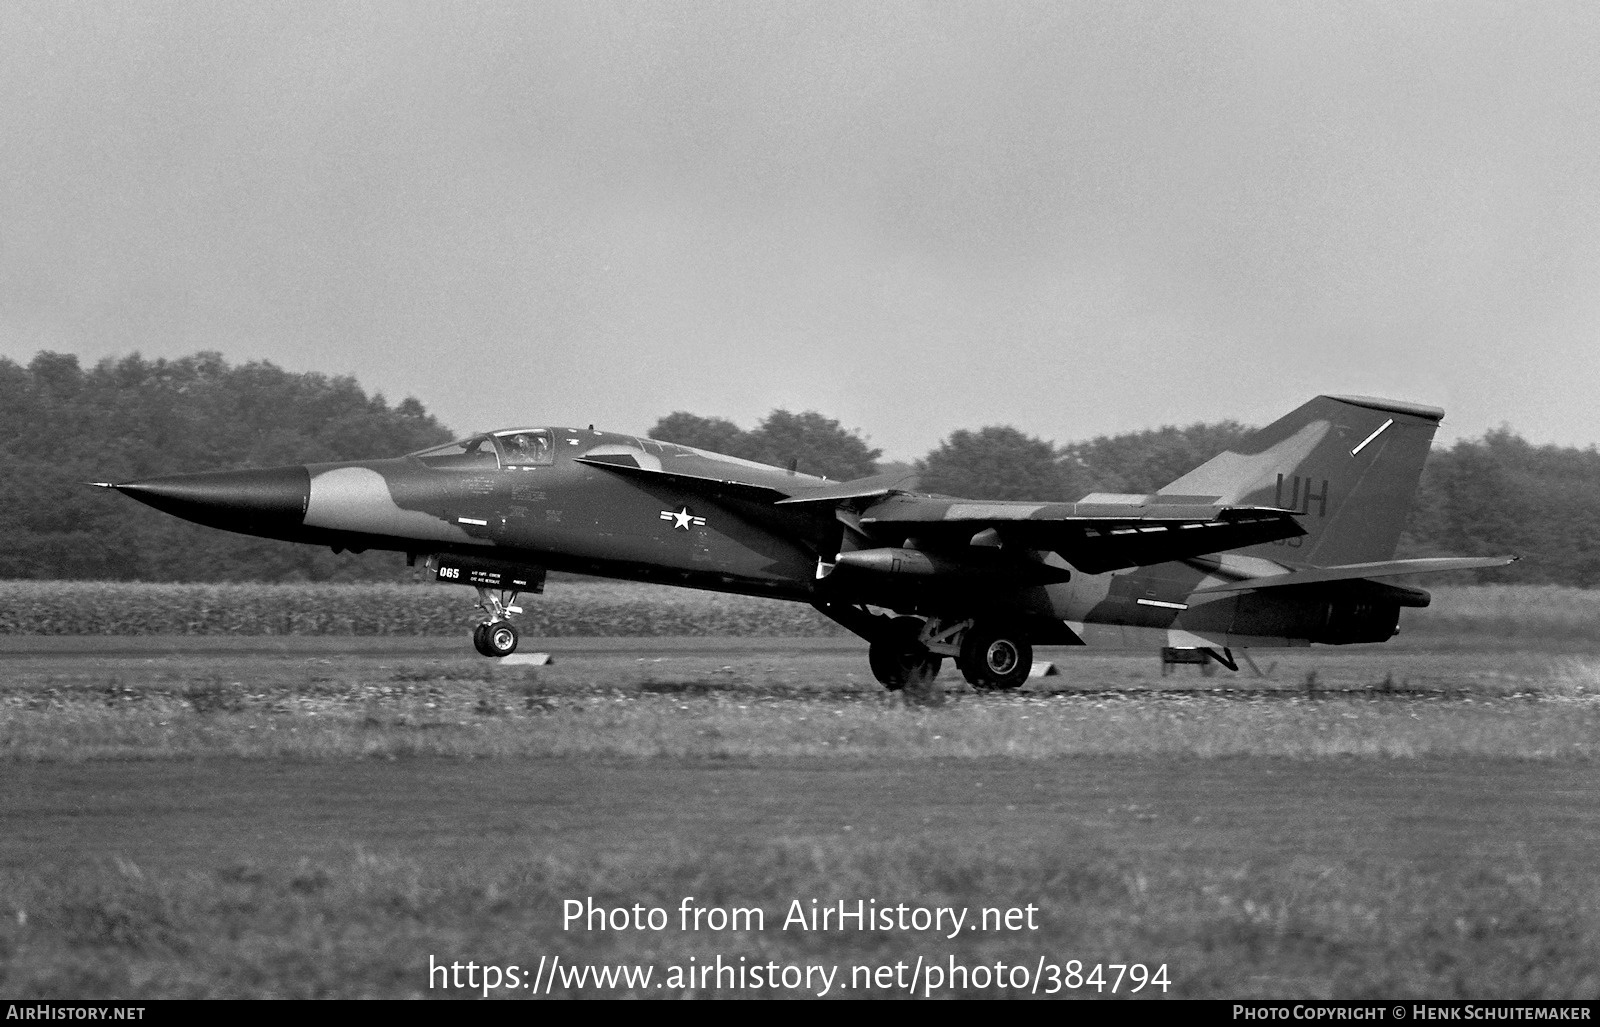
[112,424,1415,650]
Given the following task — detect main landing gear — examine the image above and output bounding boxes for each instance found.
[812,603,1035,693]
[867,616,942,692]
[957,622,1032,691]
[471,586,523,658]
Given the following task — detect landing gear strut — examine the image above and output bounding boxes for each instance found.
[471,586,523,658]
[892,614,1031,691]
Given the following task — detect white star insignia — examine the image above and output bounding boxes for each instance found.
[659,507,706,531]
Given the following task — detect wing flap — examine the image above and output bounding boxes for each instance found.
[864,497,1252,524]
[1044,512,1305,574]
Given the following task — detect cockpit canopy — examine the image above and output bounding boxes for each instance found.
[411,429,555,469]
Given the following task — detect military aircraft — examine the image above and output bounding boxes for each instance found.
[95,395,1513,690]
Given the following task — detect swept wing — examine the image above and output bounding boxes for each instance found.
[855,494,1305,574]
[579,452,1304,576]
[1188,555,1518,594]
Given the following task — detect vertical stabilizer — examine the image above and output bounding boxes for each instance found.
[1157,395,1441,566]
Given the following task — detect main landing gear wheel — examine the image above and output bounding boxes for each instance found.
[472,620,519,658]
[959,624,1031,691]
[868,615,942,691]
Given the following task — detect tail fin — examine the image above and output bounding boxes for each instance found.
[1157,395,1441,566]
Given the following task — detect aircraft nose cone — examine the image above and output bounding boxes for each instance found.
[113,466,310,536]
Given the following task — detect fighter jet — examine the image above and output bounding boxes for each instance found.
[95,395,1513,690]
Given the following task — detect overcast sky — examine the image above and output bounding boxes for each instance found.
[4,1,1598,460]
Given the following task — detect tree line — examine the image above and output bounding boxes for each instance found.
[0,352,452,582]
[0,351,1591,584]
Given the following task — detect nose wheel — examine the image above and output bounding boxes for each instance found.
[473,619,519,658]
[470,585,523,658]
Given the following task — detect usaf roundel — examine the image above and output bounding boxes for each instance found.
[660,506,706,530]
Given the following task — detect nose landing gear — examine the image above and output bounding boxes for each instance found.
[471,586,523,658]
[426,556,545,658]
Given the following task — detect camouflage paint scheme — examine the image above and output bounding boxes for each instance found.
[103,396,1514,687]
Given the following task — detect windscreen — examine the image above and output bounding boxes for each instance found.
[494,429,554,467]
[409,436,501,469]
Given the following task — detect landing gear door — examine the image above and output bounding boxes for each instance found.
[432,554,546,593]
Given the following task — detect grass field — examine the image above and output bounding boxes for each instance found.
[4,756,1598,999]
[2,587,1598,998]
[1,645,1599,761]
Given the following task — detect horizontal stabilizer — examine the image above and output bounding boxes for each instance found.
[1190,555,1518,594]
